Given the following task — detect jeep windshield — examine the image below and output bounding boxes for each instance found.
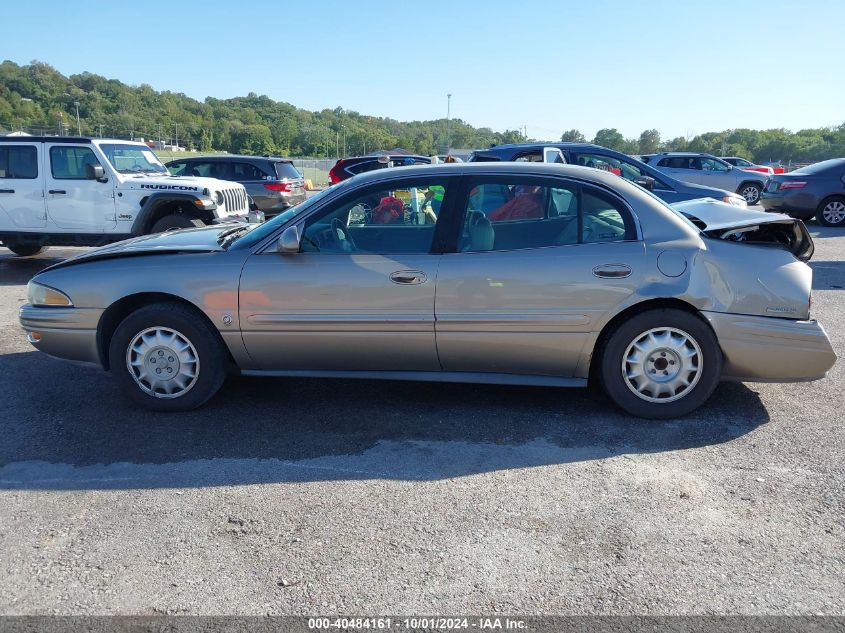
[99,144,168,174]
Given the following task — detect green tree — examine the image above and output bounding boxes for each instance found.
[637,129,661,154]
[560,129,586,142]
[592,128,626,151]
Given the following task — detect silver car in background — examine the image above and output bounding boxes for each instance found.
[642,152,769,205]
[20,163,835,419]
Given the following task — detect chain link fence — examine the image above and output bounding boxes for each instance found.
[290,159,334,188]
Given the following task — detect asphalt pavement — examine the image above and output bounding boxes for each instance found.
[0,223,843,615]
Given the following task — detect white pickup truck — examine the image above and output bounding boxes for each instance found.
[0,137,260,256]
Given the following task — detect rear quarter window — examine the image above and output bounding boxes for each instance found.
[274,162,302,179]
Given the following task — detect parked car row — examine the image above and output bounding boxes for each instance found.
[329,146,845,226]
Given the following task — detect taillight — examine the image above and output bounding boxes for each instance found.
[329,160,347,184]
[781,181,807,189]
[263,182,291,192]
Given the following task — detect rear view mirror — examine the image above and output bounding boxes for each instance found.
[277,225,301,253]
[86,164,105,181]
[634,176,655,191]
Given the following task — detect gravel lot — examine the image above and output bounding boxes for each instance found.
[0,223,843,615]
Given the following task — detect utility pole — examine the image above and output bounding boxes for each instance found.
[336,130,339,158]
[341,124,347,158]
[446,93,452,152]
[73,101,81,136]
[98,124,103,138]
[174,122,178,149]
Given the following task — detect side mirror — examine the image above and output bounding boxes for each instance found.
[634,176,655,191]
[86,163,106,181]
[276,225,301,253]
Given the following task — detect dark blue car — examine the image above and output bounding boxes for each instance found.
[469,143,748,207]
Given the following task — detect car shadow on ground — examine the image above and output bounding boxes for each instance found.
[0,250,73,286]
[810,260,845,290]
[0,351,770,490]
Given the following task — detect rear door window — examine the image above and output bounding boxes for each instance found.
[232,162,268,181]
[460,178,635,252]
[0,145,38,179]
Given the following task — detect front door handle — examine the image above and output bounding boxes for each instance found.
[593,264,632,279]
[0,189,14,194]
[48,189,67,195]
[390,270,428,285]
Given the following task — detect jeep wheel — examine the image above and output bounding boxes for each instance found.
[150,214,206,233]
[109,302,229,411]
[4,241,47,257]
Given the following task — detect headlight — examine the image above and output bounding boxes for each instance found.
[27,281,73,307]
[722,194,747,208]
[215,191,224,205]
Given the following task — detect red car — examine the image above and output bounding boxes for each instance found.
[721,156,784,175]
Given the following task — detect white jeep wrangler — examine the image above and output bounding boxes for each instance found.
[0,137,261,256]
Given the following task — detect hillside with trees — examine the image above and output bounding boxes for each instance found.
[1,60,844,164]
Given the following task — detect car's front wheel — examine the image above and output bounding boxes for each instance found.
[739,183,762,205]
[108,302,229,411]
[816,197,845,227]
[599,308,722,419]
[150,214,206,233]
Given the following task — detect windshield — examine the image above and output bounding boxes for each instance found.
[229,181,350,249]
[99,143,168,174]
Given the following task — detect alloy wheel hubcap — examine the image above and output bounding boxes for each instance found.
[622,327,702,403]
[126,327,199,398]
[823,201,845,224]
[742,186,760,203]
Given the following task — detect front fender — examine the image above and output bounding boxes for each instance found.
[131,192,217,234]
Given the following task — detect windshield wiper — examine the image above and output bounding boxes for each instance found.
[217,225,252,248]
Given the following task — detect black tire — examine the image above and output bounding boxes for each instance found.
[738,182,762,205]
[108,301,229,412]
[150,214,206,233]
[4,241,46,257]
[599,308,722,419]
[815,196,845,227]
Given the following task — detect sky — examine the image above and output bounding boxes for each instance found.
[2,0,843,141]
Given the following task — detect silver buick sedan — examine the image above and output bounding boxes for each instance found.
[19,163,836,418]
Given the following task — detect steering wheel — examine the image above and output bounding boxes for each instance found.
[330,218,357,252]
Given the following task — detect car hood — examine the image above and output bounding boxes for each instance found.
[45,226,229,270]
[119,175,237,193]
[672,198,814,261]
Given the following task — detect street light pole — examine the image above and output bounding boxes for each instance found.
[73,101,81,136]
[446,93,452,153]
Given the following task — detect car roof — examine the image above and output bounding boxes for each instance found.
[344,160,635,190]
[168,155,293,163]
[482,142,601,152]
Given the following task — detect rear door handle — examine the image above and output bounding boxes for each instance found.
[593,264,632,279]
[0,189,14,194]
[390,270,428,285]
[48,189,67,194]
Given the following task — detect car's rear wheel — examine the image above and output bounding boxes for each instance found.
[599,308,722,419]
[3,240,46,257]
[739,183,762,205]
[150,214,205,233]
[108,302,228,411]
[816,197,845,227]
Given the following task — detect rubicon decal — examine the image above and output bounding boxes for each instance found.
[139,184,199,191]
